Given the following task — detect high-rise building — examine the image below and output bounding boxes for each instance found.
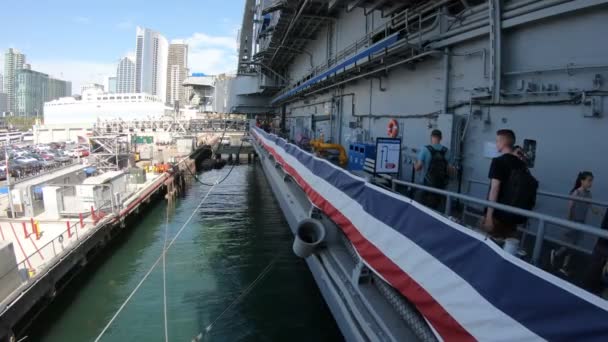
[116,56,135,93]
[135,27,168,102]
[106,76,117,93]
[48,77,72,100]
[4,48,26,114]
[0,93,7,114]
[16,69,71,117]
[166,43,188,106]
[0,73,3,93]
[15,69,48,117]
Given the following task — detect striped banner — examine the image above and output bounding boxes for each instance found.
[252,127,608,341]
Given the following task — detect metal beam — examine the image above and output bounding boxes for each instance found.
[364,0,389,15]
[347,0,366,12]
[489,0,502,103]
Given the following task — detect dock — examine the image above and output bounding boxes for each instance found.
[0,152,201,341]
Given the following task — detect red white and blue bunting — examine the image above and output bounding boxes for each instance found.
[252,127,608,342]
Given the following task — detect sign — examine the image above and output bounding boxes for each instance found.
[375,138,401,174]
[483,141,500,159]
[132,136,154,144]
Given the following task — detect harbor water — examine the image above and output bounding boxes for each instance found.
[27,164,342,341]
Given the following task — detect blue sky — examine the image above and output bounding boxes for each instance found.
[0,0,243,93]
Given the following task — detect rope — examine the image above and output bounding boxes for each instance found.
[94,182,217,342]
[194,256,278,341]
[162,205,170,342]
[188,132,247,187]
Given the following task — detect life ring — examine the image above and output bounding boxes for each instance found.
[387,119,399,138]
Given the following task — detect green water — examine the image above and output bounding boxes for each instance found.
[28,165,342,341]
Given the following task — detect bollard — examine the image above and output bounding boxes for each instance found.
[67,221,72,238]
[91,206,97,222]
[22,222,29,238]
[79,213,84,229]
[35,221,41,240]
[30,218,35,234]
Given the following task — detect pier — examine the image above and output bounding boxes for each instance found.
[0,151,202,341]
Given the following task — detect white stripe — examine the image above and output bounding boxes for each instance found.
[261,130,608,312]
[260,133,541,341]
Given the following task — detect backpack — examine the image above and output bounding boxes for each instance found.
[499,167,538,223]
[424,145,449,188]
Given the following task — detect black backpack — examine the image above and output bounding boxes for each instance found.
[499,167,538,223]
[424,145,449,188]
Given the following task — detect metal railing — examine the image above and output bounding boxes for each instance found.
[467,179,608,208]
[273,8,438,99]
[390,179,608,266]
[0,200,115,311]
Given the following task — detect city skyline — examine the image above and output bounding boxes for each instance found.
[0,0,243,94]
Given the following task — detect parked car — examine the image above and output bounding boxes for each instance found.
[68,148,89,157]
[0,160,25,179]
[52,152,71,163]
[14,156,39,165]
[40,152,55,161]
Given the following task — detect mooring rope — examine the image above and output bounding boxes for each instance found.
[94,182,218,342]
[162,203,170,342]
[189,131,248,187]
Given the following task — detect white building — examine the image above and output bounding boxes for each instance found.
[116,56,135,93]
[37,88,171,143]
[135,27,168,103]
[43,88,170,125]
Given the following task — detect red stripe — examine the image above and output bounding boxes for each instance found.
[28,232,44,260]
[254,131,475,341]
[9,222,33,270]
[117,174,168,219]
[0,223,5,240]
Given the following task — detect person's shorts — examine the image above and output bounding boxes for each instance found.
[490,217,518,239]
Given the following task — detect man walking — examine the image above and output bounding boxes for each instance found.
[483,129,537,238]
[415,129,451,211]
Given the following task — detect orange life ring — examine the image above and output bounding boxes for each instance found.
[387,119,399,138]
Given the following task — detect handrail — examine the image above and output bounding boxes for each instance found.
[468,179,608,208]
[390,179,608,265]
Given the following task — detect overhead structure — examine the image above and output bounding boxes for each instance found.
[255,0,335,74]
[89,133,131,172]
[94,118,248,135]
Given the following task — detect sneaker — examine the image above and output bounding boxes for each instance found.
[550,249,557,267]
[559,267,570,277]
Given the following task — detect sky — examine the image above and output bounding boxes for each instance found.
[0,0,244,94]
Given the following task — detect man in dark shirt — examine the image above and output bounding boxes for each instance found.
[584,211,608,295]
[483,129,527,238]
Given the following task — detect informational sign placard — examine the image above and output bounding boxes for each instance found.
[375,138,401,174]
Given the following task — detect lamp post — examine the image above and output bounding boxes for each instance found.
[5,143,15,217]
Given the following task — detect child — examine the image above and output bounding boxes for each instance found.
[551,171,595,275]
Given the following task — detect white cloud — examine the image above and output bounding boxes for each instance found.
[125,51,136,61]
[184,33,237,51]
[189,48,238,75]
[31,60,116,95]
[178,32,238,75]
